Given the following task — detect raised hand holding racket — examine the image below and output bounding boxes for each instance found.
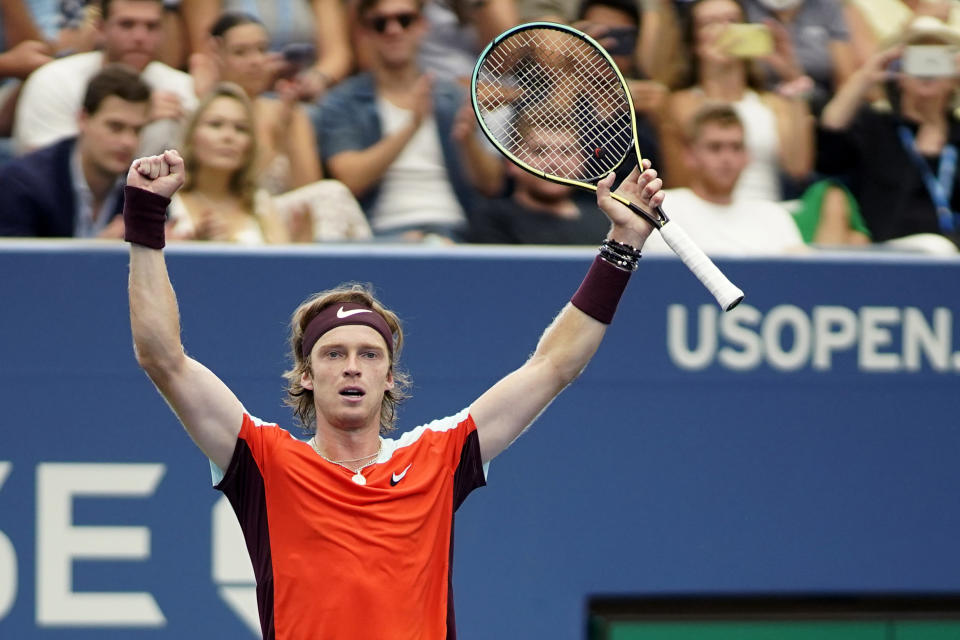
[471,22,744,310]
[596,162,663,247]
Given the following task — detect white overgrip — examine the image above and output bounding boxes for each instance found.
[658,220,745,311]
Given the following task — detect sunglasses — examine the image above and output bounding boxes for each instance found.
[366,12,419,33]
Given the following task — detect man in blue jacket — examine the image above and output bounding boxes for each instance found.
[0,64,150,238]
[317,0,503,241]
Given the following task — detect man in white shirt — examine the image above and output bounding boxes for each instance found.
[13,0,196,155]
[318,0,502,241]
[643,103,805,256]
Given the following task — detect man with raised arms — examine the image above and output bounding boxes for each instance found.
[125,149,664,639]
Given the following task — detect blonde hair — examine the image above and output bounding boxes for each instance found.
[283,283,412,434]
[180,82,259,211]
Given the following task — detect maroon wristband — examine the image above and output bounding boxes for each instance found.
[570,255,632,324]
[123,186,170,250]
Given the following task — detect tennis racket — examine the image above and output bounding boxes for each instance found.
[471,22,745,311]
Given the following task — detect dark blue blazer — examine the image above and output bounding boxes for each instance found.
[0,137,124,237]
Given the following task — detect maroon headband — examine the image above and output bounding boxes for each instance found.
[301,303,394,359]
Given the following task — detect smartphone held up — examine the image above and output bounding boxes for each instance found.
[895,15,960,78]
[717,23,773,59]
[901,45,957,78]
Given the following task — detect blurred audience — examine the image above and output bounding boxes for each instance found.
[0,64,149,237]
[12,0,197,156]
[182,0,353,101]
[0,0,54,73]
[191,11,322,194]
[521,0,684,88]
[643,102,806,255]
[319,0,502,242]
[740,0,856,114]
[1,0,957,255]
[168,82,369,244]
[0,0,54,158]
[467,122,610,244]
[576,0,664,169]
[818,16,960,254]
[845,0,960,65]
[415,0,517,85]
[11,0,99,56]
[660,0,814,202]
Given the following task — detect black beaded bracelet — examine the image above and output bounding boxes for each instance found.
[602,238,642,259]
[598,245,639,272]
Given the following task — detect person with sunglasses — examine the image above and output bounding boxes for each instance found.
[316,0,504,242]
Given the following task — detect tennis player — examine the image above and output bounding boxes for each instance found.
[125,149,664,639]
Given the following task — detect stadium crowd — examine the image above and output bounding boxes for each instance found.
[0,0,959,254]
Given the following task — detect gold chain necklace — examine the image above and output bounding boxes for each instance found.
[311,437,382,486]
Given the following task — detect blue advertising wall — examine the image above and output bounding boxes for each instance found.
[1,241,958,639]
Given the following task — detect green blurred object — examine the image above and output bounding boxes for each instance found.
[790,178,872,244]
[589,596,960,640]
[600,620,960,639]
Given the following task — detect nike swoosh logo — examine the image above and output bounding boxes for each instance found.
[390,464,412,486]
[337,306,372,319]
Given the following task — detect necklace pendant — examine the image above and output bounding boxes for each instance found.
[352,472,367,485]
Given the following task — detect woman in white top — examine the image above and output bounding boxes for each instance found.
[170,82,372,243]
[168,83,290,243]
[658,0,813,202]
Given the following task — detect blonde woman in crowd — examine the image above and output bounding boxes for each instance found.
[171,82,370,243]
[167,83,292,243]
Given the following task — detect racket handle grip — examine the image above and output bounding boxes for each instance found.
[658,219,745,311]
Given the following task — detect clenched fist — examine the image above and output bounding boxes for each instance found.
[126,150,186,199]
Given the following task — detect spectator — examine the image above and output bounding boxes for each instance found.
[818,16,960,253]
[0,64,150,237]
[191,11,321,194]
[12,0,197,155]
[643,102,805,255]
[659,0,814,202]
[318,0,503,242]
[166,82,289,243]
[167,82,370,243]
[181,0,352,101]
[740,0,857,114]
[467,121,610,244]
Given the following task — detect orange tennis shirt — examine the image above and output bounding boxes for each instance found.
[215,408,487,640]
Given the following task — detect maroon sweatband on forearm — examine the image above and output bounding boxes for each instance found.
[123,186,170,250]
[570,255,632,324]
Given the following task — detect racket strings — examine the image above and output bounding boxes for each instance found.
[475,28,634,181]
